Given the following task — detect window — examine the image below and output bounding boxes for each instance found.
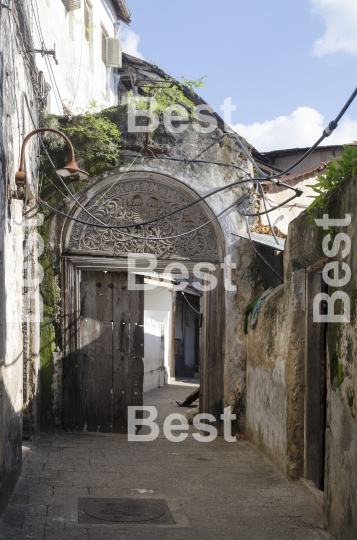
[84,0,90,41]
[101,25,108,64]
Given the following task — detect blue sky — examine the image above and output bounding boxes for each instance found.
[121,0,357,151]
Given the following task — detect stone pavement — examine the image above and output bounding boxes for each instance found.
[0,381,335,540]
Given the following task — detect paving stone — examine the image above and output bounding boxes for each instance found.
[0,383,335,540]
[44,529,89,540]
[0,526,45,539]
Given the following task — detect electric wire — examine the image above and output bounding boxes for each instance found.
[39,133,254,230]
[24,89,301,232]
[29,0,64,111]
[86,154,140,210]
[21,46,357,234]
[182,292,201,315]
[255,181,279,245]
[191,133,229,160]
[124,153,302,196]
[237,192,300,217]
[23,203,40,217]
[263,85,357,180]
[228,130,269,178]
[243,218,284,282]
[29,0,62,112]
[124,153,259,183]
[264,194,308,209]
[37,193,249,241]
[70,25,84,110]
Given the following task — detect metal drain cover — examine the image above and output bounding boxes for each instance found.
[79,498,176,525]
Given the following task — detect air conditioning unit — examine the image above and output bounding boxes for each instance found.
[66,0,81,12]
[106,37,122,68]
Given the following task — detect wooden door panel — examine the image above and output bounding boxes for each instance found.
[80,271,113,432]
[129,280,144,410]
[112,272,130,433]
[76,271,143,433]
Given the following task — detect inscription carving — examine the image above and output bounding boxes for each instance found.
[68,180,219,259]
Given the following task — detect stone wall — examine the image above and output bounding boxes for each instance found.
[246,174,357,539]
[246,285,288,472]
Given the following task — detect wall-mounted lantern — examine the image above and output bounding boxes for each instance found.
[15,127,88,200]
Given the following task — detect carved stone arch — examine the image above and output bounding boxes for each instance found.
[62,171,225,261]
[60,170,226,434]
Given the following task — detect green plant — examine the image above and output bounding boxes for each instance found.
[307,144,357,216]
[130,75,207,117]
[179,76,207,94]
[61,109,121,176]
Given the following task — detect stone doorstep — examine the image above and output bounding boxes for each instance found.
[299,478,325,509]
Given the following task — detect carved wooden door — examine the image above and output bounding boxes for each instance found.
[77,271,144,433]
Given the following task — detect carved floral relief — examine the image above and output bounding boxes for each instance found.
[68,180,219,259]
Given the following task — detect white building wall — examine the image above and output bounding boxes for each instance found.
[0,0,41,505]
[35,0,122,114]
[260,175,320,236]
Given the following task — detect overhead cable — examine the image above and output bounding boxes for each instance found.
[244,218,284,282]
[37,193,250,241]
[182,292,201,315]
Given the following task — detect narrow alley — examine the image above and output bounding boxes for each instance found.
[0,382,332,540]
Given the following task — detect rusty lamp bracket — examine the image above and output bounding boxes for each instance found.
[34,43,58,65]
[15,127,88,201]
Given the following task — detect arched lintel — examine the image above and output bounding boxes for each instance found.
[61,169,226,262]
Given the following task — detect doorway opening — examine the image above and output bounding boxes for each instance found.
[305,269,328,491]
[142,276,202,391]
[174,292,200,379]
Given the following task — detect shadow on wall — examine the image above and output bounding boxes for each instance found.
[0,295,26,514]
[0,70,26,512]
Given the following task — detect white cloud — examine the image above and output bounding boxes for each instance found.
[121,28,144,59]
[311,0,357,57]
[233,106,357,151]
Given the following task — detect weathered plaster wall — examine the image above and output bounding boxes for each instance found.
[246,172,357,539]
[285,178,357,538]
[246,286,288,472]
[320,178,357,540]
[0,0,40,509]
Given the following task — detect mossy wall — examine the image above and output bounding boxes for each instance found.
[38,107,122,430]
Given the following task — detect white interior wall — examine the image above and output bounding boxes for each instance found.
[143,287,172,392]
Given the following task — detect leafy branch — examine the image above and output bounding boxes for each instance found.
[130,75,207,116]
[307,144,357,217]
